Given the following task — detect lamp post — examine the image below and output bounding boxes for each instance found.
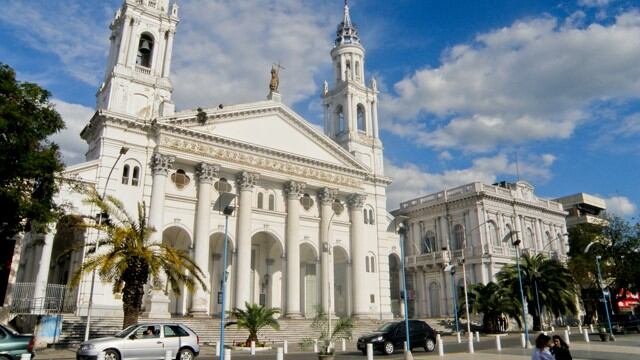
[444,264,459,335]
[84,146,129,341]
[395,216,413,360]
[503,230,529,348]
[584,241,614,340]
[214,192,237,360]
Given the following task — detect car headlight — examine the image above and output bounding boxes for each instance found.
[374,335,384,342]
[80,344,95,351]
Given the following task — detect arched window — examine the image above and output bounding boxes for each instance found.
[526,227,535,249]
[487,221,499,247]
[424,230,436,254]
[365,256,370,272]
[257,193,264,209]
[136,33,154,68]
[336,105,345,134]
[355,61,361,80]
[368,209,374,224]
[370,255,376,272]
[268,194,275,211]
[122,164,130,185]
[452,224,464,250]
[545,231,554,250]
[363,209,368,224]
[131,166,140,186]
[357,104,366,132]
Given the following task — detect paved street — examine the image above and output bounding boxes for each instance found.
[36,331,640,359]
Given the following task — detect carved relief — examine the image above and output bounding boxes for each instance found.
[150,153,175,175]
[283,180,306,200]
[236,171,259,190]
[195,162,220,184]
[317,187,338,205]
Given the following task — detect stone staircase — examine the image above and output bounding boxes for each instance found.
[54,315,455,348]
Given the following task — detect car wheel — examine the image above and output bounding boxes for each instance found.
[383,341,394,355]
[104,349,120,360]
[424,338,436,352]
[178,348,194,360]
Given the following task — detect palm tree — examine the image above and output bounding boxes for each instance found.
[496,253,578,331]
[69,190,206,328]
[225,302,281,346]
[310,307,353,355]
[462,282,522,333]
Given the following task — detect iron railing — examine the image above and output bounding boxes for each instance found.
[9,282,76,314]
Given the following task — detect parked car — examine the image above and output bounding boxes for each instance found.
[356,320,437,355]
[607,313,640,334]
[76,323,199,360]
[0,323,35,360]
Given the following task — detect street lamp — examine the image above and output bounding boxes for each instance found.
[324,199,343,352]
[503,230,529,348]
[584,241,614,341]
[395,215,413,360]
[444,263,459,335]
[214,191,237,360]
[84,146,129,341]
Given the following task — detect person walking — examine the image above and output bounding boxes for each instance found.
[532,334,554,360]
[551,335,573,360]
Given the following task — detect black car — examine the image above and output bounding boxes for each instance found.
[607,313,640,334]
[357,320,437,355]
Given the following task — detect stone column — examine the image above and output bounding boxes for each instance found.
[318,187,338,315]
[347,193,367,317]
[127,19,141,67]
[32,229,55,313]
[162,30,176,77]
[234,171,259,309]
[117,16,132,65]
[190,163,219,316]
[148,153,174,244]
[283,180,305,318]
[439,216,450,250]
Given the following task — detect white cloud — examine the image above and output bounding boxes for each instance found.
[50,99,94,165]
[384,153,556,209]
[604,195,637,216]
[578,0,611,8]
[380,11,640,152]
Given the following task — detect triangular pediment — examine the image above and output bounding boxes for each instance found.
[162,101,368,171]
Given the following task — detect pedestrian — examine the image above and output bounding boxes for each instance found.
[551,335,573,360]
[531,334,554,360]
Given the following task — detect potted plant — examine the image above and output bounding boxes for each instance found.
[225,302,280,348]
[310,308,354,360]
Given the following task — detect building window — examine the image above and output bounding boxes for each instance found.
[545,231,554,250]
[526,227,535,249]
[257,193,264,209]
[336,105,345,134]
[370,294,375,303]
[488,221,499,247]
[355,61,361,80]
[423,230,436,254]
[363,209,368,224]
[368,209,374,224]
[300,193,314,210]
[131,166,140,186]
[357,104,366,132]
[122,164,130,185]
[136,33,154,68]
[365,256,370,272]
[268,194,275,211]
[170,169,190,189]
[214,177,232,193]
[370,256,376,272]
[452,224,464,250]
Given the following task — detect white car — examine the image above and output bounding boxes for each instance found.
[76,323,200,360]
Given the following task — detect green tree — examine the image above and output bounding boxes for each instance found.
[225,302,281,346]
[461,282,522,333]
[497,253,578,331]
[309,307,353,355]
[69,190,206,327]
[0,63,64,240]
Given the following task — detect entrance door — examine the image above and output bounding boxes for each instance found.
[304,264,317,317]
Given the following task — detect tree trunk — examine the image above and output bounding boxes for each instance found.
[121,256,149,328]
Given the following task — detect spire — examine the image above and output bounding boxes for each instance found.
[335,0,360,46]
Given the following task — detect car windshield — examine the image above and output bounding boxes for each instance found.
[0,324,19,335]
[115,325,138,338]
[375,322,397,332]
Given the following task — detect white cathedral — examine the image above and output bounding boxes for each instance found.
[14,0,405,320]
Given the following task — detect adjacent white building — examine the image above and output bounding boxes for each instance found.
[554,193,607,228]
[13,0,402,320]
[392,181,569,318]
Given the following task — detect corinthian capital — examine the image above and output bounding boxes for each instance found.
[317,187,338,205]
[196,163,220,184]
[347,193,366,210]
[150,153,175,175]
[283,180,306,199]
[236,171,259,190]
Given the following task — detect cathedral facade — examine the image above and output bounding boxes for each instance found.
[14,0,401,320]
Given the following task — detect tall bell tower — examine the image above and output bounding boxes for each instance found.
[323,0,383,175]
[96,0,179,120]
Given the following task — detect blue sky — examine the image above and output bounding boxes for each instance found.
[1,0,639,217]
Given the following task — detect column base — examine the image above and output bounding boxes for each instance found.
[285,312,304,319]
[142,290,171,319]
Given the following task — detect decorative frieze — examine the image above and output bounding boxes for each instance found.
[195,163,220,184]
[236,171,259,190]
[317,187,338,205]
[150,153,175,175]
[159,136,362,188]
[347,193,366,210]
[283,180,306,200]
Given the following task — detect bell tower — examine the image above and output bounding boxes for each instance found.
[97,0,179,120]
[323,0,383,175]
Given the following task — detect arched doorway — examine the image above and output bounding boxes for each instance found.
[428,282,440,317]
[209,232,235,316]
[300,243,319,318]
[388,254,401,317]
[332,246,349,317]
[162,226,191,315]
[49,215,86,312]
[250,231,283,310]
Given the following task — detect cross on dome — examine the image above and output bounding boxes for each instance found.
[335,0,360,46]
